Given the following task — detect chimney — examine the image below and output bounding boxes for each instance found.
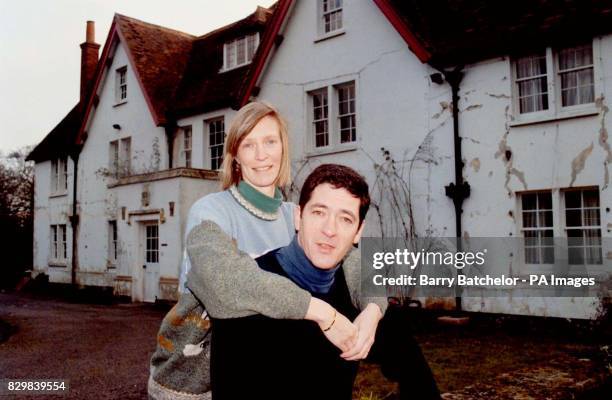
[80,21,100,103]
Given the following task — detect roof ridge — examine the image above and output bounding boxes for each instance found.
[195,6,270,40]
[114,13,196,39]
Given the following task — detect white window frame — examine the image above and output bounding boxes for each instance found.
[49,224,67,265]
[109,137,131,178]
[519,191,555,265]
[221,33,259,72]
[145,223,159,264]
[516,187,604,274]
[510,40,600,126]
[108,220,118,267]
[317,0,344,39]
[561,187,603,266]
[306,79,358,155]
[115,66,127,104]
[180,126,192,168]
[207,117,225,170]
[50,157,68,196]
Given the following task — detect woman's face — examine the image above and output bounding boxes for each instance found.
[235,115,283,197]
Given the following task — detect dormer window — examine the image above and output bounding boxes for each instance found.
[222,33,259,71]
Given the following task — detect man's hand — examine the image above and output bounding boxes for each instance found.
[341,303,383,361]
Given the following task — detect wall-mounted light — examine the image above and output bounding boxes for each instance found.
[113,124,121,130]
[430,73,444,85]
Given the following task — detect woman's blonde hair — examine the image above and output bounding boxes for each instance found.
[221,101,291,190]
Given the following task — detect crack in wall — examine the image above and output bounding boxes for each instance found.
[569,142,594,187]
[595,96,611,189]
[495,106,527,196]
[267,49,402,88]
[485,92,511,99]
[464,104,483,112]
[432,101,451,119]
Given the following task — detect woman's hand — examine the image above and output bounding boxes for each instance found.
[340,303,383,361]
[321,311,358,353]
[305,297,357,352]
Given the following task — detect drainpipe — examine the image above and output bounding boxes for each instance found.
[434,65,471,312]
[69,146,82,286]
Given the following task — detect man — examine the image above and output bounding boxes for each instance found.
[209,164,441,400]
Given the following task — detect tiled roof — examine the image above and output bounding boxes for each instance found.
[171,6,273,118]
[387,0,612,67]
[115,14,195,124]
[26,103,82,162]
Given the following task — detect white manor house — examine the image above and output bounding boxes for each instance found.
[28,0,612,319]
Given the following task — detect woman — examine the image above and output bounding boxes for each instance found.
[149,102,362,400]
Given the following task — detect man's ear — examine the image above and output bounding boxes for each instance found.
[352,222,365,245]
[293,205,301,232]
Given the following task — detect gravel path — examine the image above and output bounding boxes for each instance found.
[0,292,167,399]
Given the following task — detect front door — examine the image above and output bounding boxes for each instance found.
[143,222,160,302]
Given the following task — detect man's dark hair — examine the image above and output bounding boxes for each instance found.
[299,164,370,225]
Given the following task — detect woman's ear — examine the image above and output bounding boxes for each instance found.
[293,205,301,232]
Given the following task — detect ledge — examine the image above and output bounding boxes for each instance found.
[305,144,358,158]
[314,29,346,43]
[49,191,68,199]
[108,167,219,188]
[509,107,599,127]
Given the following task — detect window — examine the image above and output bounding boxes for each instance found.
[308,81,356,150]
[108,220,118,265]
[50,224,67,262]
[120,138,131,176]
[208,117,225,170]
[518,188,603,266]
[564,189,602,265]
[513,43,595,117]
[337,83,356,143]
[516,53,549,114]
[223,33,259,71]
[311,89,329,148]
[145,224,159,263]
[109,137,131,178]
[50,157,68,195]
[115,66,127,103]
[520,192,554,264]
[320,0,343,34]
[180,126,192,168]
[558,45,594,107]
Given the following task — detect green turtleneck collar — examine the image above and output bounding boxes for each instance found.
[236,180,283,215]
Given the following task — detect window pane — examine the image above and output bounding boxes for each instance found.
[586,246,602,264]
[516,53,546,79]
[537,192,552,209]
[568,247,584,265]
[564,191,581,208]
[522,194,537,210]
[565,209,582,227]
[538,210,553,228]
[237,38,246,65]
[523,211,537,228]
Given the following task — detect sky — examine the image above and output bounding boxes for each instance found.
[0,0,277,153]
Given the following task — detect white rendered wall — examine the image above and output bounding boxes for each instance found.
[257,0,456,239]
[32,158,75,283]
[76,41,169,287]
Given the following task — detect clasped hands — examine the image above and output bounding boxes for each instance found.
[322,303,383,361]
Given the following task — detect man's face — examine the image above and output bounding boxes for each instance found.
[295,183,365,270]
